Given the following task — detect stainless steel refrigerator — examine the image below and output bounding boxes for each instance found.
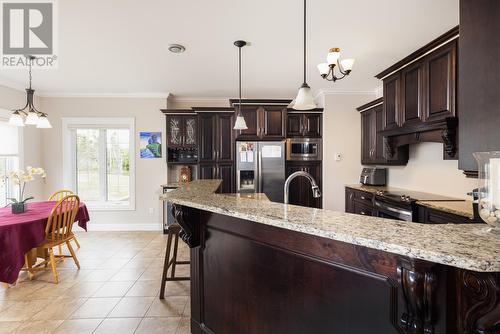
[236,141,285,203]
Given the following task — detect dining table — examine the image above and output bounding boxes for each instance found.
[0,201,90,284]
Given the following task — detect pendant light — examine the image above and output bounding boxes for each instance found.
[290,0,316,110]
[233,40,248,130]
[8,55,52,128]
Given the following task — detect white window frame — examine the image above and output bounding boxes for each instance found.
[0,108,23,205]
[62,117,136,211]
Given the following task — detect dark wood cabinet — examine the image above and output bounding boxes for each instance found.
[237,106,286,140]
[285,162,322,208]
[286,112,322,138]
[424,41,457,122]
[359,99,408,166]
[198,112,235,193]
[417,206,478,225]
[198,163,234,194]
[383,73,400,130]
[401,60,424,126]
[458,0,500,176]
[345,188,376,216]
[286,114,303,137]
[199,113,235,163]
[376,28,459,162]
[166,114,198,147]
[198,114,217,162]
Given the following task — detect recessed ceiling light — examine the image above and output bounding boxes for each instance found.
[167,44,186,53]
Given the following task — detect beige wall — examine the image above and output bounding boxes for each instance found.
[322,94,373,211]
[39,96,167,230]
[0,85,44,201]
[386,143,477,199]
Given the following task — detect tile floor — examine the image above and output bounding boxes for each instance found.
[0,231,191,334]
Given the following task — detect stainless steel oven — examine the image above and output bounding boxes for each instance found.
[373,199,414,221]
[286,138,322,161]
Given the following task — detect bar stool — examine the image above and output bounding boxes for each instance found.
[159,223,190,299]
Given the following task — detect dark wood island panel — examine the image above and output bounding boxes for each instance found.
[172,204,500,334]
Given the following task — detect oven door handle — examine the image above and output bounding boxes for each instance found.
[374,201,412,217]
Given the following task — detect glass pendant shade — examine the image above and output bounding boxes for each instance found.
[341,58,355,72]
[25,111,39,125]
[327,48,341,65]
[233,114,248,130]
[291,84,316,110]
[36,114,52,128]
[8,112,25,127]
[317,63,330,75]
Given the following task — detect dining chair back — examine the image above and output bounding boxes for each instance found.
[22,194,82,283]
[48,189,74,202]
[48,189,81,253]
[45,195,80,244]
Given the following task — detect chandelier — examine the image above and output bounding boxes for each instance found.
[317,48,355,82]
[8,55,52,128]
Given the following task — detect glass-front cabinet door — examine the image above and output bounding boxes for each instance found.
[166,115,198,147]
[167,115,183,147]
[183,116,197,147]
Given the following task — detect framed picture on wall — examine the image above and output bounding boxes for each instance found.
[140,132,162,158]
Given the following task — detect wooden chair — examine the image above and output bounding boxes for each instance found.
[23,195,81,283]
[48,189,81,253]
[159,224,190,299]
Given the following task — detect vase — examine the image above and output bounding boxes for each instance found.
[11,202,26,214]
[473,151,500,234]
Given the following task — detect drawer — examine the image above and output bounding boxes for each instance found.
[351,189,373,204]
[353,200,374,217]
[418,206,477,224]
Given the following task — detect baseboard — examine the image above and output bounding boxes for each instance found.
[78,223,162,232]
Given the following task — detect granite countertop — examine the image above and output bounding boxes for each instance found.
[161,180,500,272]
[345,184,473,218]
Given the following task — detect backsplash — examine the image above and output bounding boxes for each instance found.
[387,142,477,199]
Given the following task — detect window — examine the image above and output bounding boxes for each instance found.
[63,118,135,210]
[0,112,22,207]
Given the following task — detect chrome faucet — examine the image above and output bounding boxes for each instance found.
[284,171,322,204]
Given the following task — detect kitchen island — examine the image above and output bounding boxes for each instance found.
[161,180,500,334]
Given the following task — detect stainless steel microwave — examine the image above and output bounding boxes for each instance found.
[286,138,322,161]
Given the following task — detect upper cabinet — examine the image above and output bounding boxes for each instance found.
[382,73,400,130]
[199,112,235,163]
[166,114,198,148]
[400,60,425,126]
[358,99,408,166]
[375,27,459,161]
[458,0,500,176]
[237,106,286,140]
[424,41,457,122]
[286,112,322,138]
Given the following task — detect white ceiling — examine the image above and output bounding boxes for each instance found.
[0,0,459,99]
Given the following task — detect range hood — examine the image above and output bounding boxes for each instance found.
[379,117,458,159]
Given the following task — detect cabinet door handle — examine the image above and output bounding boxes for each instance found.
[350,193,354,200]
[360,211,367,215]
[360,196,366,200]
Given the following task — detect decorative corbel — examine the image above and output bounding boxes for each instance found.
[384,136,395,159]
[441,127,457,158]
[398,258,437,334]
[171,204,199,248]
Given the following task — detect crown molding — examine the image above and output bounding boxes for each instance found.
[37,92,170,98]
[168,96,230,104]
[316,88,378,96]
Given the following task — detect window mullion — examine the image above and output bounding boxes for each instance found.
[99,129,107,203]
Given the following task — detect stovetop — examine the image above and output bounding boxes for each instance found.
[374,190,464,204]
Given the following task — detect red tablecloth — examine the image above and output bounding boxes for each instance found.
[0,201,90,284]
